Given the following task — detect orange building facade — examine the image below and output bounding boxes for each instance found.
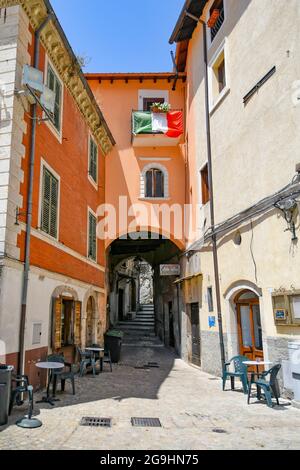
[0,2,114,386]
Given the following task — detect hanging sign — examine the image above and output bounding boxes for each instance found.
[160,264,180,276]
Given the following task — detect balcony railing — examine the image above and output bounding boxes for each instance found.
[211,7,225,42]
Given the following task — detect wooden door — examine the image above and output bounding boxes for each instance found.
[191,303,201,366]
[118,289,124,321]
[236,291,263,361]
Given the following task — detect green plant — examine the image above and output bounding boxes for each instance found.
[150,102,171,113]
[105,329,124,338]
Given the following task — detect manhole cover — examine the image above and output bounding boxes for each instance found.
[131,417,162,427]
[80,417,112,427]
[212,428,228,434]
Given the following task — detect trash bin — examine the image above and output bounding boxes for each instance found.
[288,341,300,401]
[104,330,124,363]
[0,365,14,426]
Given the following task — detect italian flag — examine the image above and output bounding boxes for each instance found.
[133,111,183,138]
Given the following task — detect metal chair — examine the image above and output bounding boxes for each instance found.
[9,375,34,416]
[47,354,76,395]
[222,355,249,394]
[248,364,281,408]
[101,347,113,373]
[76,347,93,377]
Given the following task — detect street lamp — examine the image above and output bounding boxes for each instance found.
[274,197,298,242]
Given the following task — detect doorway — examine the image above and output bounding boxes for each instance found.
[118,289,124,321]
[235,290,263,361]
[168,301,175,348]
[190,302,201,366]
[86,296,95,347]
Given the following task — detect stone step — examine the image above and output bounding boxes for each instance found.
[117,325,155,331]
[136,313,155,318]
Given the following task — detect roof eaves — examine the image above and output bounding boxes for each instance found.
[169,0,207,44]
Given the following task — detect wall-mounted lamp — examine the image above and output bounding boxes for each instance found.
[274,197,298,242]
[15,207,27,226]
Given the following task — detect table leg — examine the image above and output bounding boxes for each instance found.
[36,369,59,406]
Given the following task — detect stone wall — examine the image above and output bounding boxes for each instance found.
[139,262,153,305]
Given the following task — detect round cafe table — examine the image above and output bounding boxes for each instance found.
[35,362,64,406]
[85,347,104,376]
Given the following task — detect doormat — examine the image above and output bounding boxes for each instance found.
[80,417,112,427]
[131,417,162,427]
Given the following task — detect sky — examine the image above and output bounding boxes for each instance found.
[50,0,184,73]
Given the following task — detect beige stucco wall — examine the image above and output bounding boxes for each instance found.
[184,0,300,360]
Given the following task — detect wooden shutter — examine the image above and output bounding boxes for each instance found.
[201,165,210,205]
[41,167,58,238]
[74,301,82,346]
[89,138,98,182]
[52,297,62,350]
[155,170,164,197]
[88,212,97,261]
[47,64,61,131]
[145,170,153,197]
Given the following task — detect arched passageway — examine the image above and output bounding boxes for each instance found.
[107,232,183,352]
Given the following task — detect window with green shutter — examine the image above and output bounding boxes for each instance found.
[88,211,97,261]
[41,167,59,238]
[47,63,62,132]
[89,137,98,183]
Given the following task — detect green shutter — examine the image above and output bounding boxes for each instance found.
[89,138,98,183]
[47,64,62,132]
[88,212,97,261]
[41,167,58,238]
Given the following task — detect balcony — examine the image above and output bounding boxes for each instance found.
[132,110,183,147]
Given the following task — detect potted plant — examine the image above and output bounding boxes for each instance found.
[207,9,220,28]
[150,102,171,113]
[104,329,124,363]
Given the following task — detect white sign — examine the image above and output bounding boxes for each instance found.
[41,85,55,114]
[22,65,44,94]
[160,264,180,276]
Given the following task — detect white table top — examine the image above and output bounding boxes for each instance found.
[244,361,272,366]
[36,362,64,369]
[85,347,104,352]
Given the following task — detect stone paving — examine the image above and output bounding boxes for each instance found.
[1,345,300,450]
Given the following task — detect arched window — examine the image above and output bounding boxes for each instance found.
[145,169,164,198]
[140,163,169,199]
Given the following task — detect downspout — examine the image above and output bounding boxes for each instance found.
[200,19,226,369]
[184,10,226,369]
[18,13,53,375]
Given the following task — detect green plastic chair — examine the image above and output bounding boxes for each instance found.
[248,364,281,408]
[222,355,249,394]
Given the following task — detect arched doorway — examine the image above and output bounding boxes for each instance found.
[235,290,263,361]
[86,296,95,346]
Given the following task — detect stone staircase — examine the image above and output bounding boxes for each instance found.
[117,304,163,347]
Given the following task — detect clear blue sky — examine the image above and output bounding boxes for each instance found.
[50,0,184,73]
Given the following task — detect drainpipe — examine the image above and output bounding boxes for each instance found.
[200,20,226,369]
[184,11,226,369]
[18,13,53,375]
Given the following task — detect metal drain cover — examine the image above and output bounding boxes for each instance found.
[131,417,162,427]
[80,417,112,427]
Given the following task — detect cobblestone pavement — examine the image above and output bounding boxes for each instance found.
[1,346,300,450]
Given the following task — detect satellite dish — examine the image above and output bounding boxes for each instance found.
[40,85,55,114]
[22,65,44,94]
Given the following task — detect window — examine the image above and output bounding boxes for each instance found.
[212,50,226,96]
[201,164,210,205]
[41,166,59,238]
[138,90,169,111]
[46,63,62,132]
[208,0,225,43]
[208,42,229,110]
[143,97,165,111]
[145,169,164,198]
[207,287,214,313]
[89,137,98,183]
[88,210,97,261]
